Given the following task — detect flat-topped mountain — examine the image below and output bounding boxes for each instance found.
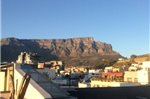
[1,37,122,67]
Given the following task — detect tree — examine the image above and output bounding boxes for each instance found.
[130,55,137,59]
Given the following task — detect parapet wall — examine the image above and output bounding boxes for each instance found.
[14,64,52,99]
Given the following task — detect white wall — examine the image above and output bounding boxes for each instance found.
[0,72,5,91]
[142,61,150,71]
[143,61,150,67]
[91,81,140,87]
[14,64,52,99]
[137,70,150,85]
[78,82,91,88]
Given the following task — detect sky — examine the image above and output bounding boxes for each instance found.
[1,0,149,57]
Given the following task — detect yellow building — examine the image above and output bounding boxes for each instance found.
[124,71,138,83]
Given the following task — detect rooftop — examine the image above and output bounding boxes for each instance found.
[18,64,71,98]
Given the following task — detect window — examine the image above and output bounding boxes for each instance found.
[127,78,132,82]
[134,78,138,82]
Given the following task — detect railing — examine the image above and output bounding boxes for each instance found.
[0,64,14,99]
[0,64,32,99]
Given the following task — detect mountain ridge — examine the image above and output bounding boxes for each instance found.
[1,37,122,66]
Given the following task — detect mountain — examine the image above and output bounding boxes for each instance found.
[133,54,150,63]
[112,53,150,68]
[1,37,122,67]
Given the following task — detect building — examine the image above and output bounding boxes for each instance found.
[104,67,113,73]
[45,61,64,74]
[16,52,38,64]
[37,63,45,69]
[124,70,150,85]
[141,61,150,70]
[124,71,138,83]
[137,61,150,85]
[0,64,72,99]
[78,82,91,88]
[90,81,140,87]
[45,61,63,67]
[137,70,150,85]
[124,61,150,85]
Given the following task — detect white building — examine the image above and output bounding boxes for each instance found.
[137,70,150,85]
[104,66,113,73]
[124,70,150,85]
[78,82,91,88]
[89,69,100,74]
[137,61,150,85]
[124,61,150,85]
[128,66,138,71]
[90,81,140,87]
[16,52,36,64]
[142,61,150,71]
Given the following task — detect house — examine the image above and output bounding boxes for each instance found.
[124,71,138,83]
[16,52,38,64]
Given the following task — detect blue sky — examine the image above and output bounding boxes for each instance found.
[1,0,149,57]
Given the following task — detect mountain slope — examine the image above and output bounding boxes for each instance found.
[1,37,122,66]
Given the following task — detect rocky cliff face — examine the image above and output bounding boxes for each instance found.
[1,37,121,66]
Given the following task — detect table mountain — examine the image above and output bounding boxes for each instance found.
[1,37,122,66]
